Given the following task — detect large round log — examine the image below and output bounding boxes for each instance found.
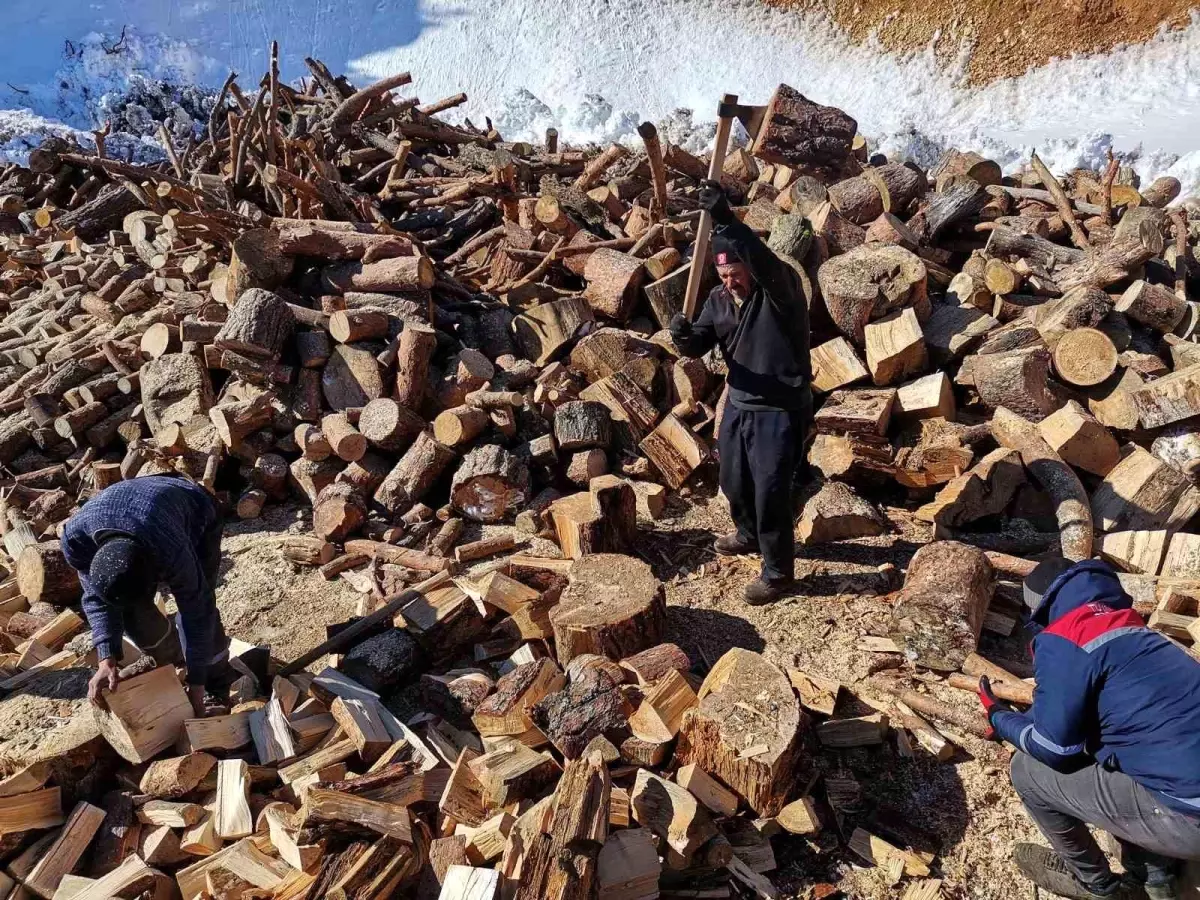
[312,482,367,542]
[888,540,994,672]
[1051,327,1118,387]
[214,289,294,360]
[749,84,856,170]
[551,553,665,665]
[373,431,456,518]
[358,398,425,453]
[817,245,928,346]
[17,541,81,606]
[322,344,385,411]
[674,648,808,817]
[449,445,531,523]
[582,250,645,322]
[826,163,925,225]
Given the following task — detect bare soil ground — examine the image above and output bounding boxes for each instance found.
[770,0,1196,83]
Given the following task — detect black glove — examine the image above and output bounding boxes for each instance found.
[669,313,692,345]
[698,179,734,225]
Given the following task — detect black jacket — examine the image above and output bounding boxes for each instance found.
[675,219,811,411]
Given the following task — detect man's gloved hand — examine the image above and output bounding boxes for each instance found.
[669,313,693,346]
[978,676,1012,740]
[698,179,734,225]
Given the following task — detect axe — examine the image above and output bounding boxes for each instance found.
[682,94,767,320]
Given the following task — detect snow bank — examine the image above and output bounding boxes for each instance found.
[5,0,1200,193]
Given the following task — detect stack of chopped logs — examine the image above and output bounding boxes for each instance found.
[0,48,1198,899]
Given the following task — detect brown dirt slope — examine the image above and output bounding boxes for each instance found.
[770,0,1196,83]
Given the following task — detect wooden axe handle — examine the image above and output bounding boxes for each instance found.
[683,92,739,321]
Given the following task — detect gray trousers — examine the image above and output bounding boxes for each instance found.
[1011,752,1200,888]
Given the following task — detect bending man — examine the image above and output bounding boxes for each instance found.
[63,474,232,718]
[671,180,812,605]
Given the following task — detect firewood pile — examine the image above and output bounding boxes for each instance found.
[0,48,1197,900]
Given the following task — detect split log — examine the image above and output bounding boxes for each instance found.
[864,308,927,386]
[811,337,869,394]
[92,665,192,763]
[450,444,530,523]
[630,769,717,860]
[1130,362,1200,430]
[813,387,896,436]
[1039,400,1120,476]
[638,413,710,489]
[1091,444,1200,534]
[896,372,955,421]
[513,297,595,365]
[797,482,888,545]
[888,540,994,671]
[531,656,632,759]
[675,648,807,817]
[817,244,928,345]
[551,554,664,665]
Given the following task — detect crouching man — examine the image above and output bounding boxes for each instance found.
[62,474,233,718]
[981,557,1200,899]
[671,179,812,606]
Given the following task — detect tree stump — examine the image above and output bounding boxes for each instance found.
[312,482,367,542]
[797,482,888,545]
[817,245,928,346]
[358,398,425,453]
[450,445,531,523]
[554,401,612,451]
[582,250,645,322]
[373,431,456,518]
[140,353,215,436]
[750,84,856,170]
[17,542,81,606]
[550,554,665,665]
[889,540,994,672]
[214,289,294,360]
[1052,328,1117,387]
[675,648,808,817]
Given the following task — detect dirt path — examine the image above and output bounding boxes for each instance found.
[769,0,1196,84]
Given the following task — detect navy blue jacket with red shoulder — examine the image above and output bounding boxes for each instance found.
[992,560,1200,817]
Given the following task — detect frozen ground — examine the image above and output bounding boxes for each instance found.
[3,0,1200,193]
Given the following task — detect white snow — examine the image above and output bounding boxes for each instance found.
[4,0,1200,193]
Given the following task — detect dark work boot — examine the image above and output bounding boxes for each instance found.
[714,532,758,556]
[1143,880,1181,900]
[1013,844,1136,900]
[744,576,794,606]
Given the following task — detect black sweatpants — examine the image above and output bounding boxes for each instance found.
[718,403,807,581]
[122,515,232,696]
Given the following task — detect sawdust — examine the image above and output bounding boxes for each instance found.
[769,0,1197,83]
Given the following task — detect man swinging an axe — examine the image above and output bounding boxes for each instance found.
[671,180,812,605]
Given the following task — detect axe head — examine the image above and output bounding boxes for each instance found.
[718,101,767,139]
